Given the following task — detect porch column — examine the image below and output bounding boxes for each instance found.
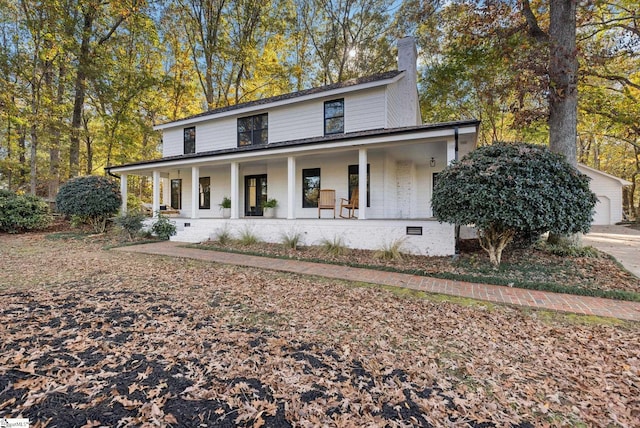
[447,139,456,165]
[152,170,160,217]
[191,166,199,219]
[230,162,240,219]
[358,148,367,220]
[120,174,128,214]
[287,156,296,219]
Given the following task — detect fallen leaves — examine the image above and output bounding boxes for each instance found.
[0,233,639,426]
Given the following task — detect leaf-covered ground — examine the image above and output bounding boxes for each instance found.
[1,232,639,427]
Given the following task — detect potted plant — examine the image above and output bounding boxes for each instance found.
[263,198,278,218]
[219,196,231,218]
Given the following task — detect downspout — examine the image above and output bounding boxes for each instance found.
[454,126,460,256]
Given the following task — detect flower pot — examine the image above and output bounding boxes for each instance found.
[263,207,275,218]
[222,208,231,218]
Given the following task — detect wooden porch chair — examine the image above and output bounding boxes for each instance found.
[318,189,336,218]
[339,188,359,219]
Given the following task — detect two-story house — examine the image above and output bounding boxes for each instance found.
[107,38,480,255]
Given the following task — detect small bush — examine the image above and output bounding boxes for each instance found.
[151,213,176,240]
[320,236,348,256]
[281,230,302,250]
[56,176,121,233]
[239,227,260,246]
[0,191,52,233]
[374,238,406,261]
[114,211,146,241]
[213,226,233,245]
[536,241,600,258]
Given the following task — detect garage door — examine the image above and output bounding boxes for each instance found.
[593,195,611,225]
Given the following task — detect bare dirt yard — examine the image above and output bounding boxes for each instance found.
[1,231,639,427]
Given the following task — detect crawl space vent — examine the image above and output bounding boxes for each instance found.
[406,226,422,236]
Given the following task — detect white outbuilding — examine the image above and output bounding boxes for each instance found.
[577,164,631,225]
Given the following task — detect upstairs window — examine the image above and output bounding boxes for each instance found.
[324,99,344,135]
[184,127,195,154]
[238,113,268,147]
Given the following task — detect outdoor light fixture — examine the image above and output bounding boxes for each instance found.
[430,157,436,167]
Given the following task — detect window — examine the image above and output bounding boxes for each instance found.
[199,177,211,209]
[171,179,182,209]
[324,99,344,135]
[302,168,321,208]
[348,164,370,207]
[245,175,267,216]
[238,113,268,146]
[184,127,195,154]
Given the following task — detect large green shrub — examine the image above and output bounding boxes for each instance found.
[432,143,597,266]
[0,190,52,233]
[56,176,121,233]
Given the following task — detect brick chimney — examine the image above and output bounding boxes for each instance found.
[396,37,422,126]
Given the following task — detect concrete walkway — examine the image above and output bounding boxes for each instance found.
[584,225,640,278]
[116,241,640,322]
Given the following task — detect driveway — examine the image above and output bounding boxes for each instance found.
[584,225,640,278]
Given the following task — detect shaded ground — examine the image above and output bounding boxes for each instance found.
[1,232,639,427]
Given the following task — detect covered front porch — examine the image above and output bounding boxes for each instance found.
[118,136,467,221]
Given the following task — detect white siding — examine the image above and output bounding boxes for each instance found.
[162,128,183,157]
[270,101,323,142]
[385,81,403,128]
[161,87,389,155]
[196,118,238,152]
[578,165,627,225]
[344,88,386,132]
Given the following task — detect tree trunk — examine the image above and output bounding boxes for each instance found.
[6,105,12,190]
[29,125,38,195]
[548,0,579,243]
[478,225,515,267]
[18,126,27,184]
[548,0,578,166]
[69,8,95,178]
[48,61,65,199]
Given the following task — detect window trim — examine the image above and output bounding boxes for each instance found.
[184,127,195,154]
[324,99,344,135]
[237,113,268,147]
[302,168,321,208]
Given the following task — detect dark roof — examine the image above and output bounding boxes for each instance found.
[108,119,480,171]
[156,70,403,127]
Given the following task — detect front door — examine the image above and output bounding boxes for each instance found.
[245,174,267,216]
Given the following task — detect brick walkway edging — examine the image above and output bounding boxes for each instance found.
[115,241,640,322]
